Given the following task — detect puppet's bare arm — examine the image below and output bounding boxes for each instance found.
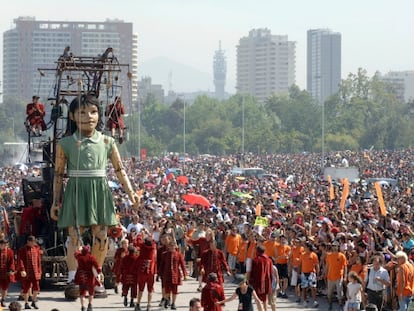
[110,144,139,210]
[51,144,66,221]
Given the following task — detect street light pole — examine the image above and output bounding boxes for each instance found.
[242,96,245,154]
[138,97,141,160]
[319,76,325,172]
[183,99,186,156]
[321,98,325,171]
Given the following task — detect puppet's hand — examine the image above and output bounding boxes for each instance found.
[50,203,60,221]
[131,194,140,211]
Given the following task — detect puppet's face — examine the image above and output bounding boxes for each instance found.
[70,105,99,136]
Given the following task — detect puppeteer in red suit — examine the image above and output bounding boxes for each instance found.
[159,242,187,309]
[26,95,46,134]
[200,240,230,284]
[120,246,138,308]
[249,245,273,304]
[74,245,101,311]
[201,272,225,311]
[105,96,125,143]
[136,236,157,309]
[17,235,42,309]
[0,239,15,307]
[112,239,129,294]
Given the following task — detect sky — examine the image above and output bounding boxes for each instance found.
[1,0,414,93]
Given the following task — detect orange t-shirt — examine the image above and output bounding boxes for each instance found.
[186,228,195,239]
[291,245,304,268]
[246,240,256,259]
[237,241,248,263]
[263,240,278,259]
[275,244,291,264]
[350,263,367,281]
[225,234,241,256]
[300,251,319,273]
[396,262,414,296]
[325,252,347,281]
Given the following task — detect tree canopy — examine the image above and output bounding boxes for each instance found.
[1,68,413,163]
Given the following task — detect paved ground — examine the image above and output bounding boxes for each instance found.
[4,276,335,311]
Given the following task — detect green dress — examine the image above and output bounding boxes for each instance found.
[57,130,117,228]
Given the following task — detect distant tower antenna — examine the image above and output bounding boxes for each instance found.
[213,41,226,100]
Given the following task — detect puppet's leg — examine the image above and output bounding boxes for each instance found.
[91,225,109,267]
[67,226,82,283]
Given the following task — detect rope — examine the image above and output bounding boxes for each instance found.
[73,79,83,247]
[125,68,137,157]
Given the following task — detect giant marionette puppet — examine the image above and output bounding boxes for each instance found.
[51,94,139,284]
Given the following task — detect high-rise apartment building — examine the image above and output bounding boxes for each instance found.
[380,71,414,103]
[236,28,296,103]
[213,41,226,100]
[307,28,341,103]
[3,16,138,102]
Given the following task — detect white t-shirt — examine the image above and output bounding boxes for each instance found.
[347,282,362,302]
[126,222,143,233]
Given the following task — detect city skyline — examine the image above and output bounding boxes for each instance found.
[1,0,414,94]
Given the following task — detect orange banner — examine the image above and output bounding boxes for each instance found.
[339,178,349,211]
[375,182,387,216]
[140,148,147,161]
[327,175,335,200]
[256,203,262,216]
[330,184,335,201]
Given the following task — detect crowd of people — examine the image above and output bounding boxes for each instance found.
[0,149,414,310]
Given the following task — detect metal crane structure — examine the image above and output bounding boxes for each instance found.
[20,47,131,289]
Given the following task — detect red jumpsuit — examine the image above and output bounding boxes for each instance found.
[249,254,273,302]
[106,102,125,129]
[159,250,187,295]
[201,281,225,311]
[74,250,101,296]
[17,244,42,293]
[0,247,15,290]
[157,244,168,281]
[112,247,128,283]
[26,102,46,130]
[192,237,210,259]
[192,237,211,276]
[136,242,157,292]
[120,253,138,298]
[200,249,229,284]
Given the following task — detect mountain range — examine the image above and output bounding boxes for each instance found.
[138,56,235,94]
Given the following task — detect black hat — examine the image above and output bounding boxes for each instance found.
[32,95,40,100]
[0,239,7,244]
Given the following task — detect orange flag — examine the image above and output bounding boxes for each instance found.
[375,182,387,216]
[339,178,349,211]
